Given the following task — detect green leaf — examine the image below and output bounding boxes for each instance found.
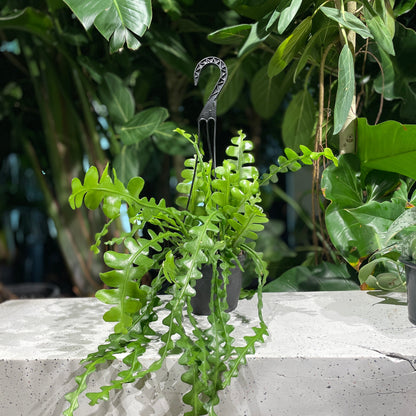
[294,23,338,80]
[63,0,152,52]
[238,22,269,57]
[120,107,169,145]
[364,5,395,55]
[333,45,354,134]
[250,65,294,119]
[152,122,193,156]
[278,0,302,34]
[112,140,153,184]
[322,154,405,267]
[357,118,416,180]
[207,24,251,45]
[99,73,135,125]
[394,0,416,16]
[268,16,312,77]
[281,89,316,149]
[320,6,373,39]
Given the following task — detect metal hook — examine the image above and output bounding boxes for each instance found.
[194,56,228,168]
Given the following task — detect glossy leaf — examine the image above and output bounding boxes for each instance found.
[333,45,354,134]
[394,0,416,16]
[238,21,269,57]
[277,0,302,34]
[322,154,406,267]
[268,16,312,77]
[281,89,316,149]
[63,0,152,52]
[357,118,416,180]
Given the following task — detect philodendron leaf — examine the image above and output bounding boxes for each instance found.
[238,21,269,57]
[63,0,152,52]
[394,0,416,16]
[281,89,316,149]
[321,154,407,268]
[333,44,354,134]
[357,118,416,180]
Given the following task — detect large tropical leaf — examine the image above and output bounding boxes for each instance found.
[63,0,152,52]
[322,154,405,268]
[357,118,416,180]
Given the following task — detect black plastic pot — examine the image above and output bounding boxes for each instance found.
[400,258,416,325]
[191,260,243,316]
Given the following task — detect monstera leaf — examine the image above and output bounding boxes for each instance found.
[63,0,152,52]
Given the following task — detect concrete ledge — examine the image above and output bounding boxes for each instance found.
[0,291,415,415]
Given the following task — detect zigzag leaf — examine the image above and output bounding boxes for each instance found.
[97,231,176,334]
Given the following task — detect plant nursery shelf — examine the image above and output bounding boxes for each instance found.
[0,291,415,416]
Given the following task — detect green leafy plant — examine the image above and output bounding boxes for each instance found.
[321,150,416,291]
[63,128,337,415]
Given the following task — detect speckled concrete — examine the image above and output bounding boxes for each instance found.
[0,291,415,416]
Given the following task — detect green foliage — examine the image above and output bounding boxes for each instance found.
[282,89,316,148]
[64,130,279,416]
[321,153,408,269]
[63,0,152,53]
[357,118,416,180]
[263,262,359,292]
[333,45,354,134]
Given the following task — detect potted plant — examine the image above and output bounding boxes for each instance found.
[63,126,336,415]
[353,203,416,325]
